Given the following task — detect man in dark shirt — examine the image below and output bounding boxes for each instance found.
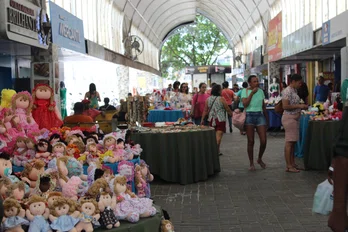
[314,76,330,103]
[328,105,348,232]
[297,82,309,104]
[99,98,116,111]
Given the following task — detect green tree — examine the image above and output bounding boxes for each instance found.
[161,15,230,78]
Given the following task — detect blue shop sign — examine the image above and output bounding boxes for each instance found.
[49,2,86,53]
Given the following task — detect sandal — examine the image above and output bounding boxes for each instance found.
[286,167,300,173]
[293,164,305,170]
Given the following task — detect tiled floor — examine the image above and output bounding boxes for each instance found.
[151,131,332,232]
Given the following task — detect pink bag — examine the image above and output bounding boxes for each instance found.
[232,109,246,130]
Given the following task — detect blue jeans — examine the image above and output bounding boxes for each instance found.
[245,112,266,127]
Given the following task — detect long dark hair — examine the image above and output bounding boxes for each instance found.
[89,83,96,96]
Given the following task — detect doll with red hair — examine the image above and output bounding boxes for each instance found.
[31,84,63,130]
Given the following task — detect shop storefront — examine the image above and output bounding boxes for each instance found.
[0,0,49,92]
[185,65,231,88]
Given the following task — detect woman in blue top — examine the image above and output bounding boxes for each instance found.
[241,75,268,171]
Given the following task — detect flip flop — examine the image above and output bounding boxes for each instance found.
[257,160,266,169]
[293,164,305,170]
[286,167,300,173]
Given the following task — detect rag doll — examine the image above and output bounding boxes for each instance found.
[0,121,12,142]
[12,136,29,167]
[66,144,81,159]
[102,166,113,182]
[86,178,110,199]
[31,173,56,198]
[73,140,86,153]
[2,197,29,232]
[35,139,52,164]
[66,135,80,145]
[11,91,39,132]
[75,198,100,232]
[51,142,66,158]
[140,160,154,198]
[96,191,120,229]
[134,164,147,198]
[10,115,24,135]
[25,195,52,232]
[84,136,98,145]
[3,109,18,137]
[1,89,16,109]
[117,138,133,160]
[25,135,36,160]
[20,160,45,189]
[101,135,122,163]
[49,133,62,145]
[49,197,80,232]
[161,220,175,232]
[78,142,100,165]
[61,176,82,201]
[47,192,63,208]
[113,175,156,223]
[0,177,11,200]
[6,181,26,202]
[31,84,63,130]
[60,127,71,141]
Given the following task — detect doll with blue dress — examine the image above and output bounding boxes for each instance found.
[26,195,51,232]
[49,197,80,232]
[2,198,29,232]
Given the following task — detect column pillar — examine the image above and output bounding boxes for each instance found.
[117,65,130,100]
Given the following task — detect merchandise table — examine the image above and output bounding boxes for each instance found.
[95,204,163,232]
[131,128,220,185]
[294,115,310,158]
[267,109,282,128]
[147,109,184,123]
[303,120,341,170]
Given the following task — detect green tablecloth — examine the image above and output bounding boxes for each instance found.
[304,120,341,170]
[95,205,162,232]
[132,129,220,184]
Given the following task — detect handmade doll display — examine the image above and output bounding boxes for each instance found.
[51,142,66,158]
[10,115,25,135]
[1,89,16,109]
[6,181,26,201]
[117,138,133,160]
[0,121,12,142]
[35,139,52,164]
[12,136,28,167]
[78,142,101,165]
[113,175,156,223]
[31,173,56,198]
[161,220,175,232]
[84,136,98,145]
[21,160,45,189]
[140,160,154,198]
[2,197,29,232]
[25,135,36,160]
[102,135,122,163]
[11,91,39,132]
[75,198,100,232]
[96,191,120,229]
[49,197,80,232]
[134,164,146,198]
[66,135,80,145]
[62,176,82,201]
[73,140,86,153]
[0,177,11,199]
[31,84,63,130]
[66,144,81,159]
[25,195,52,232]
[86,178,110,199]
[47,192,63,208]
[3,109,18,137]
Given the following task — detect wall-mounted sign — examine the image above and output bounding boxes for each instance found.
[185,65,231,74]
[268,12,282,62]
[49,2,86,54]
[322,10,348,46]
[197,66,209,73]
[0,0,49,49]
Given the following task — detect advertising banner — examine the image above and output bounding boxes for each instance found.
[322,10,348,45]
[0,0,49,49]
[268,12,282,62]
[49,2,86,54]
[282,23,313,58]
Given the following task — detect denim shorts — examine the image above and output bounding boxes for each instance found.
[245,112,266,127]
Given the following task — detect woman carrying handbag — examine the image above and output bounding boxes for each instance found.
[190,83,209,125]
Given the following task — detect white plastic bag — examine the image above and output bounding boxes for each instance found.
[312,179,334,215]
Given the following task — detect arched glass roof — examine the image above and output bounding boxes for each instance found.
[114,0,275,48]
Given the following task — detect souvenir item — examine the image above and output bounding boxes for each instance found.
[75,198,100,232]
[1,89,16,109]
[12,136,28,167]
[25,135,36,160]
[78,142,100,165]
[49,133,62,145]
[51,142,66,158]
[73,140,86,154]
[49,197,80,231]
[32,84,63,130]
[140,160,154,198]
[134,164,146,198]
[2,198,29,231]
[35,139,52,164]
[31,173,56,198]
[11,91,39,131]
[66,144,81,159]
[6,181,26,201]
[62,176,82,201]
[161,220,175,232]
[3,109,18,137]
[113,175,156,223]
[96,191,120,229]
[102,135,122,163]
[86,178,110,199]
[21,160,45,189]
[0,177,11,200]
[47,192,63,208]
[0,121,11,143]
[25,195,52,232]
[117,161,134,190]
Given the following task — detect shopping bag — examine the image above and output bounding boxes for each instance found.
[232,109,246,130]
[312,179,333,215]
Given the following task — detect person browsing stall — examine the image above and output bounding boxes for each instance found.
[84,83,101,109]
[221,81,235,133]
[191,83,209,125]
[64,102,93,124]
[99,98,116,111]
[314,76,330,103]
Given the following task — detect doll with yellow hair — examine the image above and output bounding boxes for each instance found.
[1,89,16,109]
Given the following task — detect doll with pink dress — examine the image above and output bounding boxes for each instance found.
[31,84,63,130]
[102,134,123,163]
[0,121,12,143]
[11,91,39,132]
[51,142,66,159]
[13,136,29,167]
[35,139,52,165]
[3,109,20,137]
[25,135,37,160]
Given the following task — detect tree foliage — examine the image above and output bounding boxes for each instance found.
[160,15,230,78]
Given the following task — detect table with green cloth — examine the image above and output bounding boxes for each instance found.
[131,128,220,184]
[304,120,341,170]
[95,204,163,232]
[295,114,311,158]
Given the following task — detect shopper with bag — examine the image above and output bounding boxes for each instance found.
[281,74,308,173]
[201,84,233,156]
[233,82,248,135]
[328,105,348,232]
[190,83,209,125]
[241,75,268,171]
[221,81,235,133]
